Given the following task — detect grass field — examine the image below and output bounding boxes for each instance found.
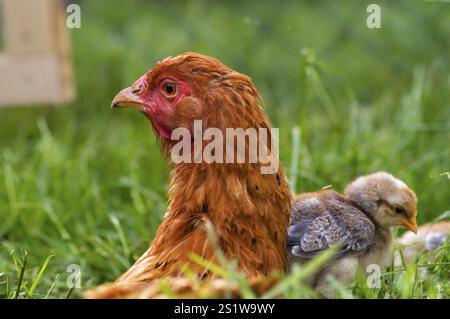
[0,0,449,298]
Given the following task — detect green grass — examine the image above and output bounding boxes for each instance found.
[0,0,449,298]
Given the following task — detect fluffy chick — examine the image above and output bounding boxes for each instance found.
[395,221,449,265]
[286,172,418,297]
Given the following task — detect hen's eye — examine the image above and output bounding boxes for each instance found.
[162,82,177,96]
[394,206,405,214]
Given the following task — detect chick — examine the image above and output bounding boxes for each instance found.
[395,221,449,265]
[286,172,418,297]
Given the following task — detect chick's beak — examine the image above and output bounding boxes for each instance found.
[401,217,418,234]
[111,87,145,109]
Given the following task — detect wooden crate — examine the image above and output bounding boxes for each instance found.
[0,0,75,107]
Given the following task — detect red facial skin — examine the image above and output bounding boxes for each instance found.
[129,73,193,140]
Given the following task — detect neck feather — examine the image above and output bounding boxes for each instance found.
[166,159,292,275]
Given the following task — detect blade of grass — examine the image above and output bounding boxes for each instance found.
[289,126,301,192]
[45,274,60,299]
[13,251,27,299]
[28,255,54,297]
[109,215,131,262]
[262,246,338,298]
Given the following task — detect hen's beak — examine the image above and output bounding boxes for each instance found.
[401,217,418,234]
[111,87,144,109]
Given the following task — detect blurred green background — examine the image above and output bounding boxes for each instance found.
[0,0,449,297]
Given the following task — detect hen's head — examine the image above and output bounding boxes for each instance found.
[111,52,270,146]
[344,172,418,233]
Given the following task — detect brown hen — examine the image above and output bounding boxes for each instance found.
[86,52,292,298]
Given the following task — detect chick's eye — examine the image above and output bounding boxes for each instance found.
[394,206,405,214]
[162,82,177,96]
